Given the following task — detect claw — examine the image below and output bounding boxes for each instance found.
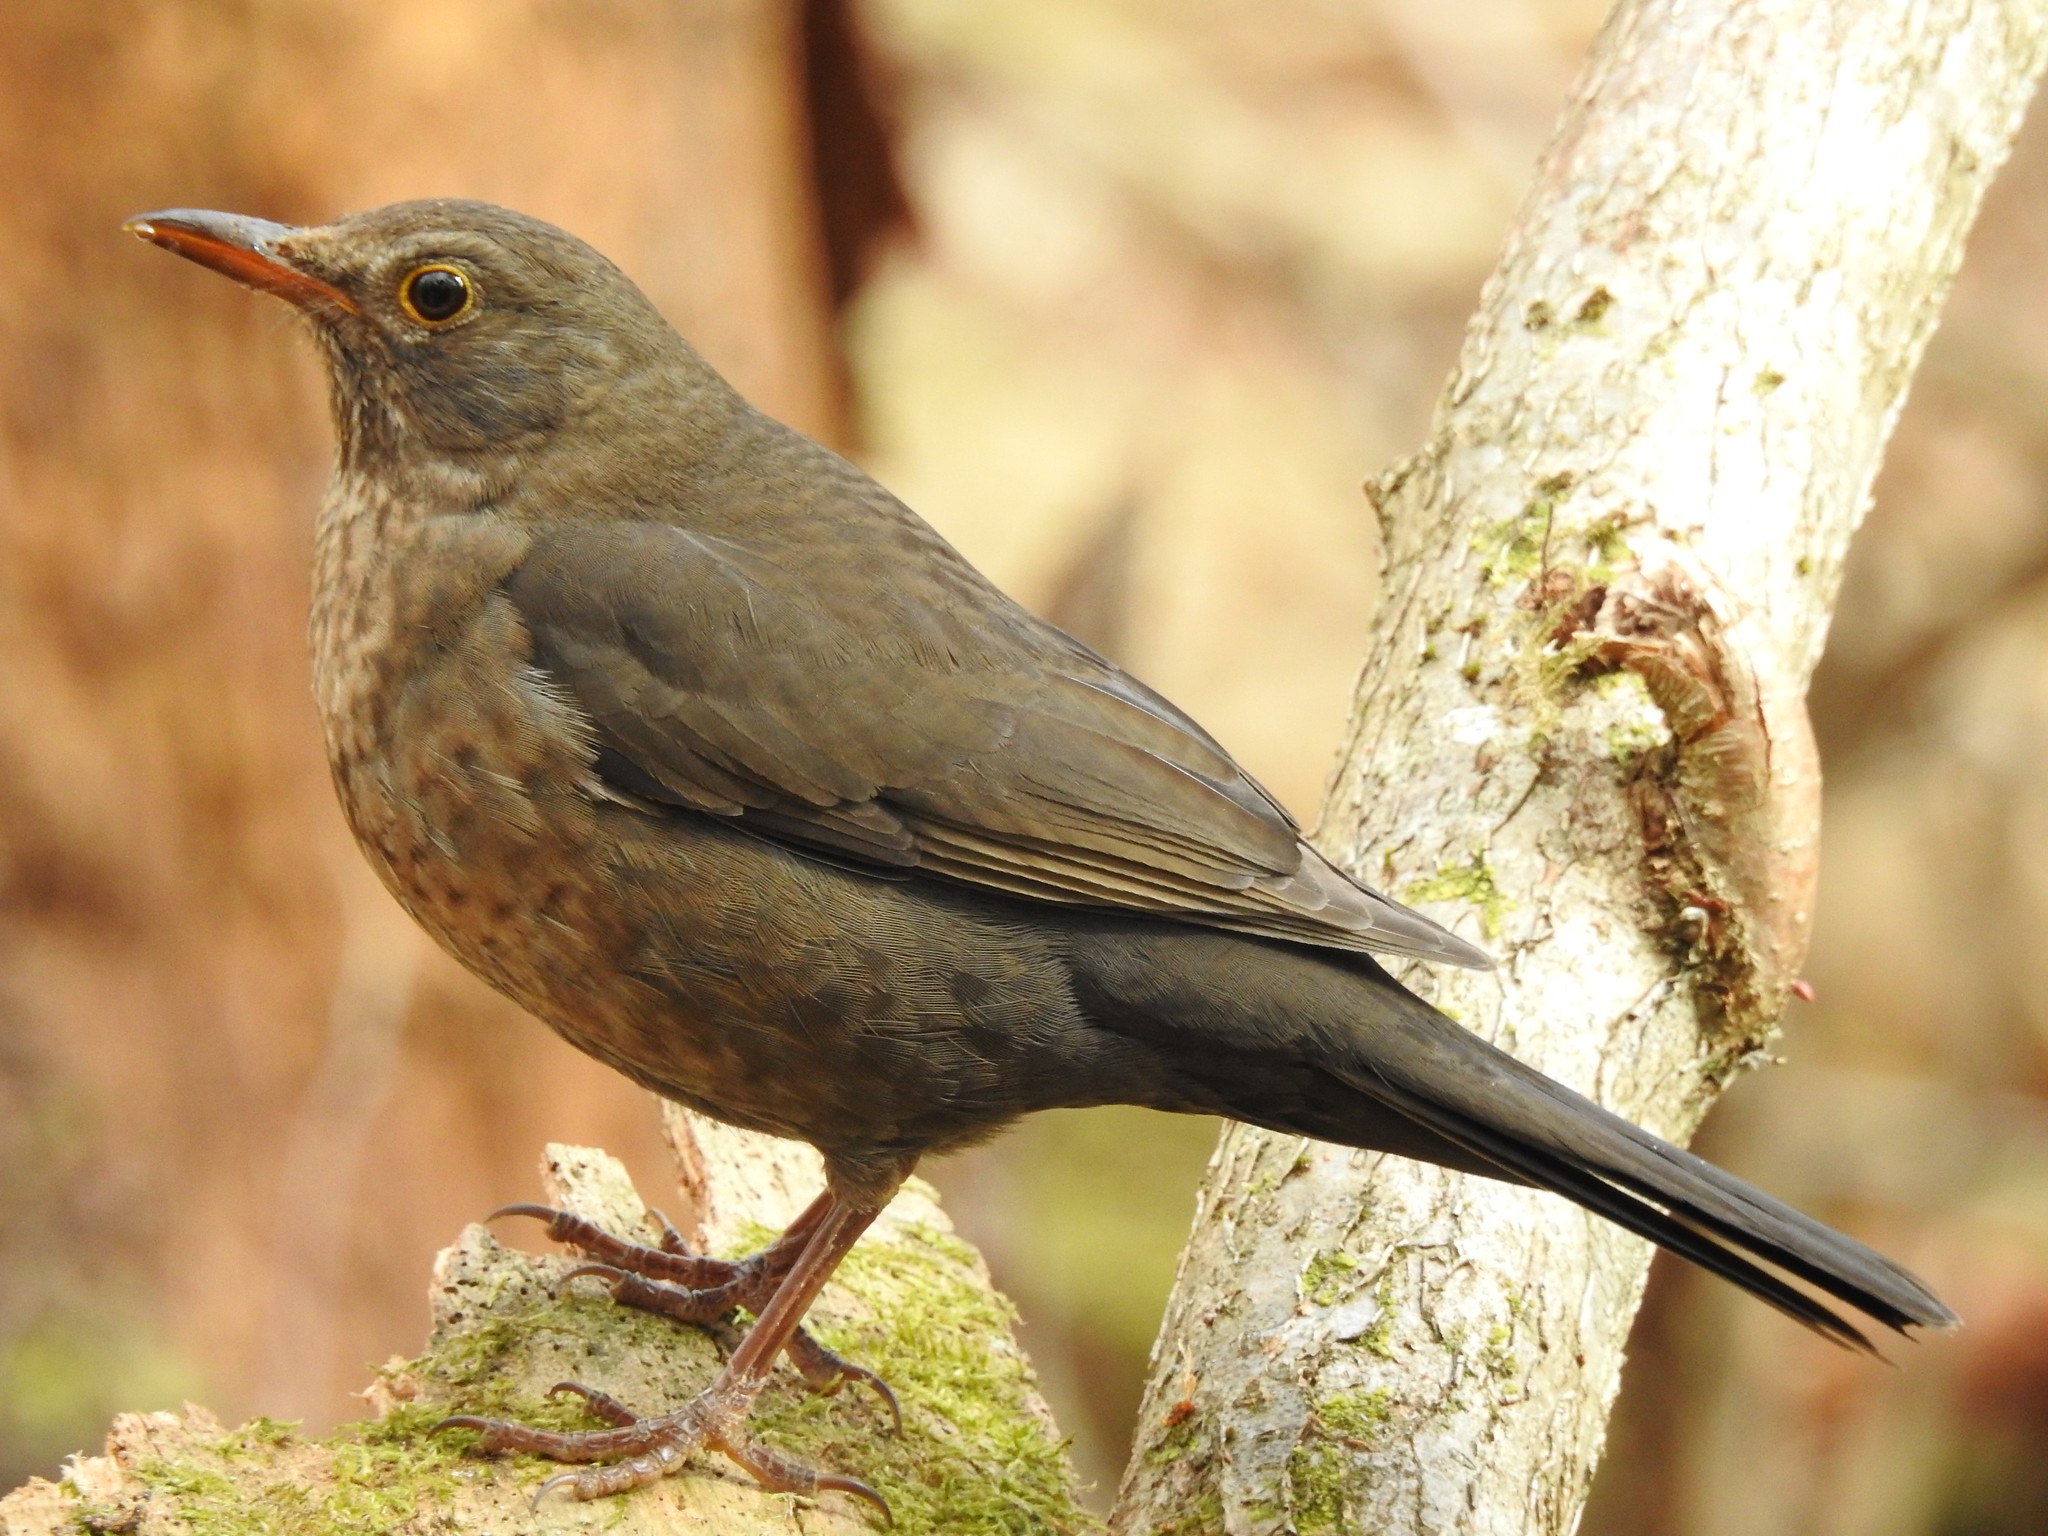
[533,1471,583,1510]
[850,1367,903,1436]
[486,1201,561,1227]
[785,1329,903,1432]
[561,1262,630,1289]
[817,1472,894,1525]
[431,1414,492,1437]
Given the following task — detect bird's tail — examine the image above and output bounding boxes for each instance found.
[1313,980,1958,1350]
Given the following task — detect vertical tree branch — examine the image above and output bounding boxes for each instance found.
[1116,3,2048,1532]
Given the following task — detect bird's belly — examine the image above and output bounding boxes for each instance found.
[331,701,1076,1157]
[316,575,1109,1160]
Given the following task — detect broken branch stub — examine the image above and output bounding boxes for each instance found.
[0,1111,1090,1536]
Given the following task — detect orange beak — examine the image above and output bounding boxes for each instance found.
[124,208,357,315]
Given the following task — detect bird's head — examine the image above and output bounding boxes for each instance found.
[124,199,699,469]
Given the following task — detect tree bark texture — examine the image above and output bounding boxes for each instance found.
[1116,3,2048,1533]
[0,1110,1090,1536]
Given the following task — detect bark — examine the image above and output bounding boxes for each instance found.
[0,1108,1091,1536]
[1115,3,2048,1534]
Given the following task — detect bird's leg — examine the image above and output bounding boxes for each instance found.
[440,1191,895,1518]
[489,1194,895,1420]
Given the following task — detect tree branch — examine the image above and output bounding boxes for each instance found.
[1115,2,2048,1532]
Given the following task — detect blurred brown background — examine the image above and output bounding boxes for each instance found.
[1,2,2042,1531]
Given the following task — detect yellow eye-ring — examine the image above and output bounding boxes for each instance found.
[398,264,476,327]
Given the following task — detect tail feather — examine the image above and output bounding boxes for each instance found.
[1328,988,1958,1346]
[1351,1067,1885,1350]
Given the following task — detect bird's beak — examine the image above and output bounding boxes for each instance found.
[123,208,357,315]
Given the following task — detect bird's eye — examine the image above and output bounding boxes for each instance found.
[398,264,475,327]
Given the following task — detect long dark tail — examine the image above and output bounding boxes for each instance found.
[1315,980,1957,1351]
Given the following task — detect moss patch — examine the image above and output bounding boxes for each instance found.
[1316,1386,1392,1443]
[1301,1250,1363,1309]
[18,1133,1104,1536]
[1404,855,1509,939]
[1284,1442,1350,1535]
[1572,286,1615,326]
[1352,1279,1397,1360]
[748,1220,1097,1535]
[120,1413,475,1536]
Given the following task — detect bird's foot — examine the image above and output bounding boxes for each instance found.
[438,1377,891,1521]
[490,1203,899,1427]
[489,1201,776,1296]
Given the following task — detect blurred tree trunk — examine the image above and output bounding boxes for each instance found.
[1115,2,2048,1533]
[0,0,900,1478]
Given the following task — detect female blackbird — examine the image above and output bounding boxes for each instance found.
[125,200,1954,1514]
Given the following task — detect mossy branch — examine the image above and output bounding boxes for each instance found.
[0,1113,1093,1536]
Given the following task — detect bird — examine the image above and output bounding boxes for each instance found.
[126,198,1955,1516]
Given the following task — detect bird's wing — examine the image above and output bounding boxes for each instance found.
[503,516,1489,968]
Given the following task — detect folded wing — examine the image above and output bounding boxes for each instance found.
[504,514,1489,969]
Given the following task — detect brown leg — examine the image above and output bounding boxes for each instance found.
[440,1189,898,1519]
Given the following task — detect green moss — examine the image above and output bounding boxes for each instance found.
[1242,1170,1280,1200]
[1157,1483,1226,1534]
[90,1213,1090,1536]
[747,1220,1097,1535]
[1317,1386,1392,1442]
[1475,514,1540,586]
[1523,299,1555,331]
[211,1416,300,1455]
[1404,855,1509,939]
[1604,718,1667,765]
[1535,630,1604,705]
[1584,511,1633,577]
[1479,1322,1518,1380]
[1474,472,1578,587]
[1142,1409,1203,1469]
[405,1287,625,1393]
[1755,368,1785,393]
[1357,1279,1397,1359]
[123,1460,244,1524]
[1572,287,1615,326]
[124,1410,476,1536]
[1301,1250,1362,1308]
[1284,1442,1350,1535]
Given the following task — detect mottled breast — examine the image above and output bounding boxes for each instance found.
[308,490,620,1016]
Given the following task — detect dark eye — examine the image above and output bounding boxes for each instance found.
[399,264,475,326]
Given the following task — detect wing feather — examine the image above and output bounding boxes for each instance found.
[504,516,1489,968]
